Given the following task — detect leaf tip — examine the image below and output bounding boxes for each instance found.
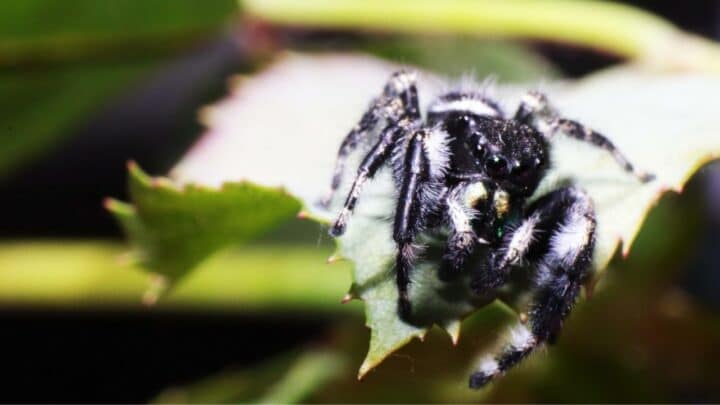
[126,160,138,171]
[621,239,632,258]
[326,254,344,264]
[357,363,372,380]
[450,331,460,346]
[341,292,357,304]
[102,197,114,210]
[103,197,123,212]
[103,198,135,217]
[142,274,169,306]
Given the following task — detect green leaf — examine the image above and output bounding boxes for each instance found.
[107,162,302,297]
[0,0,237,177]
[165,53,720,377]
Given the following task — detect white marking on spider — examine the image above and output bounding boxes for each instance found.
[428,99,501,117]
[504,213,539,266]
[476,356,499,376]
[508,324,536,351]
[424,128,451,179]
[551,209,594,267]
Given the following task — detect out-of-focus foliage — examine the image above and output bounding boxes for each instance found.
[245,0,720,72]
[354,37,559,80]
[0,0,235,43]
[154,350,347,403]
[0,0,237,177]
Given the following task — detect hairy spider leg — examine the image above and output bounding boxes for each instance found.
[393,129,431,319]
[514,91,655,183]
[329,124,404,237]
[438,181,487,281]
[320,70,421,208]
[556,119,655,182]
[469,186,596,389]
[319,101,381,208]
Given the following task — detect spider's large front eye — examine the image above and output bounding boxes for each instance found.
[445,114,472,135]
[511,159,533,179]
[485,155,508,178]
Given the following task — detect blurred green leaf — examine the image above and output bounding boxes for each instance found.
[0,0,237,177]
[164,53,720,378]
[154,349,347,404]
[0,0,237,65]
[362,37,558,80]
[244,0,720,73]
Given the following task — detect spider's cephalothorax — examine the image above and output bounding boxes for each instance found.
[321,71,654,389]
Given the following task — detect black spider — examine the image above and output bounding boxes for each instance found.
[321,70,654,389]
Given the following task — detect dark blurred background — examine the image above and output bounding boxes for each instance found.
[0,0,719,402]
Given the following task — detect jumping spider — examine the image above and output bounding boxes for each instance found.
[321,71,654,388]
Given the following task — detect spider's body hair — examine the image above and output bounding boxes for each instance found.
[323,70,653,389]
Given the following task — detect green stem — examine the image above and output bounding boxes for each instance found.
[244,0,720,72]
[0,241,359,315]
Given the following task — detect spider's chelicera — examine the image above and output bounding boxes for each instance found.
[321,71,654,389]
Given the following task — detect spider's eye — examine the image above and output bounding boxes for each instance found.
[485,155,508,178]
[445,114,472,135]
[511,159,533,179]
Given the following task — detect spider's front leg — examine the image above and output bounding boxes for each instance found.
[393,125,452,319]
[318,100,381,208]
[320,70,421,208]
[329,124,404,236]
[469,186,596,389]
[393,129,431,319]
[515,91,654,183]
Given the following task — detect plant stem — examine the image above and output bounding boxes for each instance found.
[244,0,720,72]
[0,241,358,315]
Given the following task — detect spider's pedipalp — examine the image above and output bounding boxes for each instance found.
[472,211,540,294]
[469,186,596,389]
